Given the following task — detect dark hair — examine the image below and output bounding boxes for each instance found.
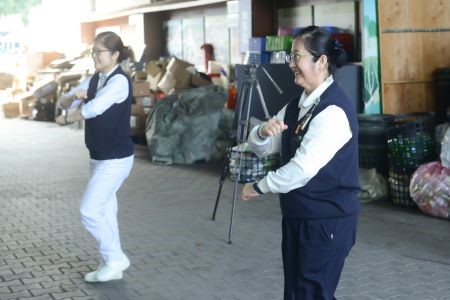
[293,25,347,75]
[95,31,129,62]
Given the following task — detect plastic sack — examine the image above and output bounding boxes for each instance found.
[358,168,388,203]
[145,85,226,164]
[435,122,449,145]
[440,126,450,168]
[410,161,450,219]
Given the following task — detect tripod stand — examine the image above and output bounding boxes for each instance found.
[211,64,282,244]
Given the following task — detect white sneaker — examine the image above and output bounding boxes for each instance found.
[84,270,123,282]
[96,255,130,282]
[84,261,107,283]
[84,270,99,282]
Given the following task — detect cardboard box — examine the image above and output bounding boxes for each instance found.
[147,72,162,91]
[166,57,193,75]
[133,70,148,81]
[157,72,176,93]
[132,81,150,97]
[158,69,192,93]
[174,69,192,89]
[146,61,163,77]
[2,102,20,118]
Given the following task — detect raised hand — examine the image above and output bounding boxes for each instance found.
[260,117,288,138]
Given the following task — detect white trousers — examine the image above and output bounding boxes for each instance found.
[80,155,134,263]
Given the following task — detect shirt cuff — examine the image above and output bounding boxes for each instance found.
[70,99,82,110]
[256,177,271,194]
[80,106,88,119]
[250,126,270,146]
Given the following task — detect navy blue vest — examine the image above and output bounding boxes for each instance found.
[280,81,360,219]
[84,66,134,160]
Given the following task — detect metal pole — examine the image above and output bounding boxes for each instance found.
[212,64,284,244]
[227,80,254,244]
[211,79,249,221]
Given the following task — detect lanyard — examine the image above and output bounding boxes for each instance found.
[294,97,320,136]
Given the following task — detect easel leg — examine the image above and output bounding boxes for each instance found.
[211,78,249,224]
[227,179,239,244]
[211,151,229,220]
[211,64,265,244]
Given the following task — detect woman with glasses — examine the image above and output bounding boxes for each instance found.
[242,25,360,300]
[57,31,134,282]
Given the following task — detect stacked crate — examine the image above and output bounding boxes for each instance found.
[244,37,270,65]
[387,113,437,207]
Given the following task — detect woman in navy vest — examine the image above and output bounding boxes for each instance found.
[242,26,360,299]
[57,32,134,282]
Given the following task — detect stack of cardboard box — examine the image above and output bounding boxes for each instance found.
[2,94,37,119]
[157,57,212,94]
[128,56,217,138]
[130,81,153,136]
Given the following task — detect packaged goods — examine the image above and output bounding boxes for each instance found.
[410,161,450,219]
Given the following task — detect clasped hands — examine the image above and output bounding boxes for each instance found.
[56,109,83,125]
[56,89,87,126]
[241,117,288,201]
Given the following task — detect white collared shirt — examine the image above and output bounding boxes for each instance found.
[63,65,129,119]
[248,75,353,194]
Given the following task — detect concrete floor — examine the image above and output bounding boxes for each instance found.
[0,112,450,300]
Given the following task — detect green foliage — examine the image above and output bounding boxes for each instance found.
[0,0,42,22]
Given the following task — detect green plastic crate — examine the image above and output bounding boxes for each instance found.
[265,36,293,51]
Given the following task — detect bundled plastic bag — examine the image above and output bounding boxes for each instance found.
[410,161,450,219]
[145,85,226,164]
[358,168,388,203]
[440,126,450,168]
[435,122,449,145]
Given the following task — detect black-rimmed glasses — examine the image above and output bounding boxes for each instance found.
[285,53,314,64]
[90,49,112,56]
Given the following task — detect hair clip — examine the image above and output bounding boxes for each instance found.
[334,40,343,50]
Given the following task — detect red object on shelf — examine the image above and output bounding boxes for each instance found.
[226,84,237,110]
[201,43,214,72]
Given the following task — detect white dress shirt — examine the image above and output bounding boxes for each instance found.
[62,77,89,110]
[63,65,129,119]
[248,75,353,194]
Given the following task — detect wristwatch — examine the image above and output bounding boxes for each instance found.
[257,124,267,140]
[253,182,264,194]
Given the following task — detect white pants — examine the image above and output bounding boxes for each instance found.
[80,155,134,263]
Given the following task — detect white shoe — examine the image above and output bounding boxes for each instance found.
[84,270,123,282]
[84,261,106,283]
[96,255,130,282]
